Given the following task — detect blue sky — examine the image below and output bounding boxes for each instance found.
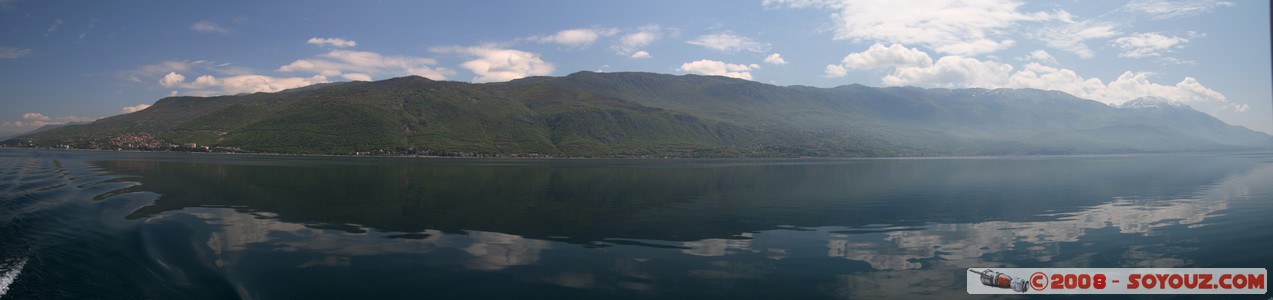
[1,0,1269,135]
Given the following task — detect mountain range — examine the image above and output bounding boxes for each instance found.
[4,71,1270,157]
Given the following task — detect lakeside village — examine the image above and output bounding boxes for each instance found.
[6,132,240,153]
[1,132,555,158]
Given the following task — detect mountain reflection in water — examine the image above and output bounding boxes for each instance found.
[1,150,1270,299]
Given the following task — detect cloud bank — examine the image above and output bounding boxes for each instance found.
[434,46,554,83]
[838,42,1231,106]
[766,0,1062,56]
[679,59,760,80]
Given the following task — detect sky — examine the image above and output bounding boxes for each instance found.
[1,0,1270,136]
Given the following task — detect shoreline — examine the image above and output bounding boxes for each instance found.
[1,145,1262,161]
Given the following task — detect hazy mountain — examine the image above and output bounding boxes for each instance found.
[0,122,89,142]
[4,72,1270,157]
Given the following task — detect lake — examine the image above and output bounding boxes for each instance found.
[0,149,1270,299]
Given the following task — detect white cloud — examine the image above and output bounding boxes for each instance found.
[687,33,770,53]
[1111,32,1195,58]
[1229,103,1249,112]
[22,113,50,121]
[193,74,217,86]
[125,60,255,84]
[179,74,330,95]
[824,64,847,77]
[121,104,151,114]
[45,19,63,36]
[1016,49,1056,64]
[678,59,758,80]
[621,32,656,49]
[1007,62,1227,105]
[1121,0,1234,20]
[1101,72,1225,105]
[848,45,1228,106]
[886,58,1226,106]
[614,25,660,56]
[1033,21,1120,59]
[766,0,1061,56]
[191,21,230,35]
[1007,64,1226,106]
[159,72,186,87]
[77,18,97,41]
[828,43,933,76]
[135,41,457,96]
[141,70,327,96]
[307,37,357,48]
[0,47,34,59]
[883,56,1013,88]
[764,53,787,65]
[1006,63,1110,101]
[530,28,618,47]
[629,51,651,59]
[434,46,555,83]
[278,49,454,81]
[1156,57,1196,66]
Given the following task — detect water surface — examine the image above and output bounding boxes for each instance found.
[0,149,1271,299]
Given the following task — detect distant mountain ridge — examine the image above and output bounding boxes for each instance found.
[4,71,1270,157]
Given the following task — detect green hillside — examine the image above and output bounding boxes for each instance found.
[4,72,1271,157]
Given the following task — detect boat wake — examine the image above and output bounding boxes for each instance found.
[0,257,27,298]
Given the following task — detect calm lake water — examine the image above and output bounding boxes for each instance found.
[0,148,1270,299]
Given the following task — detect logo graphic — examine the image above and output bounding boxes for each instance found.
[969,269,1029,293]
[968,268,1267,294]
